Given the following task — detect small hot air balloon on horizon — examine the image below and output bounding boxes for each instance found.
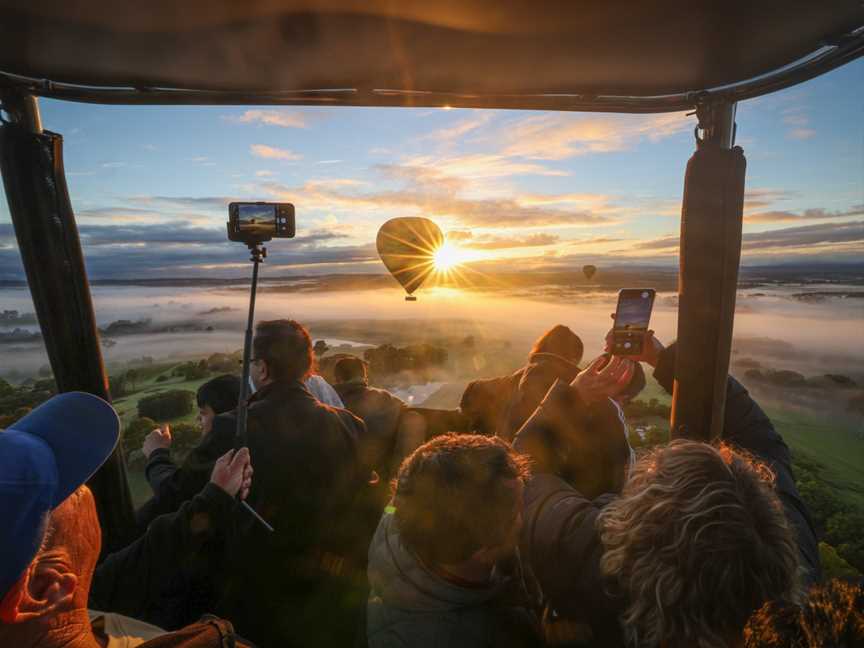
[376,217,445,301]
[583,264,597,280]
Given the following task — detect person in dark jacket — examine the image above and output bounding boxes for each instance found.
[91,448,252,630]
[367,434,541,648]
[135,320,372,646]
[515,340,819,647]
[332,356,406,482]
[142,374,242,495]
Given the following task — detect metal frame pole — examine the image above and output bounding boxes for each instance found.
[0,91,136,551]
[671,98,744,441]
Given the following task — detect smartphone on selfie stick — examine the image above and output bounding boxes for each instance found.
[611,288,656,356]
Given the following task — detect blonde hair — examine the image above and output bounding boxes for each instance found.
[597,440,802,647]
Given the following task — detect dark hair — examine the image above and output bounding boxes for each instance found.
[196,374,242,414]
[393,434,530,566]
[333,356,368,384]
[531,325,584,364]
[252,319,314,383]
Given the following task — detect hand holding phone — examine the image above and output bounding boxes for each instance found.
[610,289,656,357]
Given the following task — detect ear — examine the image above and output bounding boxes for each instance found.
[0,577,26,624]
[11,562,78,622]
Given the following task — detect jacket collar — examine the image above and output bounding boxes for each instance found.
[249,379,312,404]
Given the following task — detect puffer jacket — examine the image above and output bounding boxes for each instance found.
[367,513,541,648]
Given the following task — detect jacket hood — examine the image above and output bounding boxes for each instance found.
[368,513,504,612]
[526,352,581,374]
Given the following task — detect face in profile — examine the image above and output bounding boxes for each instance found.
[197,404,216,435]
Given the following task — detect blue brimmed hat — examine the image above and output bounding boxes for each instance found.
[0,392,119,598]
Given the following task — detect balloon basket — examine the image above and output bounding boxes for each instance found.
[405,295,417,302]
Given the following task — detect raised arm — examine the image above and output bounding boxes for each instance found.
[653,340,821,583]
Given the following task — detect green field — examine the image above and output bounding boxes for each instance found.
[766,406,864,509]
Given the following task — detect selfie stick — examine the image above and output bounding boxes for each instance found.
[235,242,275,533]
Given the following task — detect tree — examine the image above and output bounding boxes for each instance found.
[0,378,15,397]
[122,417,157,455]
[137,390,195,421]
[819,542,862,580]
[126,369,139,391]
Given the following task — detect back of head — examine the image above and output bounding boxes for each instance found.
[597,440,802,648]
[253,319,314,383]
[334,356,368,384]
[197,374,242,414]
[393,434,530,566]
[531,325,584,364]
[744,579,864,648]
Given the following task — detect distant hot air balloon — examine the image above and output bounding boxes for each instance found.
[583,264,597,280]
[376,217,445,301]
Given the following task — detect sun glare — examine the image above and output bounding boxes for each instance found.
[433,242,463,272]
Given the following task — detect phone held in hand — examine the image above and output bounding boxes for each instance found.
[612,288,656,356]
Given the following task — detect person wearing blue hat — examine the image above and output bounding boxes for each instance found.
[0,392,256,648]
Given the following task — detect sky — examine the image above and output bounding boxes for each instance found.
[0,58,862,280]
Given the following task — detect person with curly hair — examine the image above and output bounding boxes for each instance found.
[514,337,819,647]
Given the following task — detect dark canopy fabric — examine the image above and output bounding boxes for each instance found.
[0,0,862,110]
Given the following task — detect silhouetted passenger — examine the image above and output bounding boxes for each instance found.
[134,319,372,646]
[367,434,541,648]
[143,374,242,494]
[333,356,406,481]
[515,342,818,647]
[0,393,254,648]
[461,325,645,441]
[744,579,864,648]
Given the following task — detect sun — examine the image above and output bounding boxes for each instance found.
[433,242,464,272]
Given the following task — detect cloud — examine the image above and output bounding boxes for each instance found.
[229,110,309,129]
[500,112,691,160]
[101,162,127,168]
[250,145,302,161]
[622,220,864,255]
[781,107,816,140]
[743,220,864,251]
[128,196,235,212]
[788,128,817,140]
[0,222,363,279]
[445,232,560,250]
[255,170,276,177]
[385,154,567,181]
[419,113,495,142]
[745,205,864,223]
[259,175,611,228]
[743,188,797,211]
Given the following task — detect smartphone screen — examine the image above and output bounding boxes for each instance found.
[612,289,655,355]
[237,203,277,234]
[614,289,656,331]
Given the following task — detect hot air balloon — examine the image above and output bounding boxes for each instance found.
[376,217,445,301]
[583,264,597,280]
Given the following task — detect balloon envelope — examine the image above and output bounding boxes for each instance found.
[583,264,597,280]
[376,217,445,296]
